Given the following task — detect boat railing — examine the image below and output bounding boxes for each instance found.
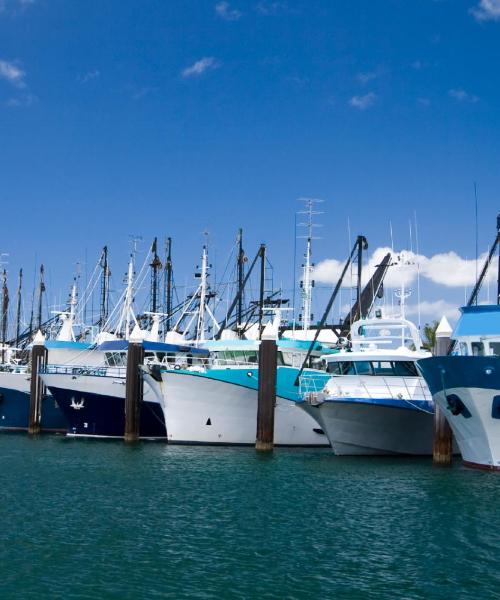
[344,376,432,402]
[0,364,29,374]
[298,372,329,396]
[41,364,123,378]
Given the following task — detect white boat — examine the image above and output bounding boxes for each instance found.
[156,338,332,446]
[417,305,500,471]
[298,316,434,455]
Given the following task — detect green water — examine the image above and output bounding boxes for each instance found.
[0,435,499,599]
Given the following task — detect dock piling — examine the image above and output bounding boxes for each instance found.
[256,338,277,451]
[28,331,47,435]
[433,316,453,465]
[124,336,144,442]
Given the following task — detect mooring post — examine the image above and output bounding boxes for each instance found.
[29,330,47,435]
[433,316,453,465]
[124,332,144,442]
[256,337,277,451]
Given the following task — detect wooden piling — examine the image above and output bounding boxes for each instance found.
[433,316,453,466]
[124,339,144,442]
[28,331,47,435]
[256,338,277,451]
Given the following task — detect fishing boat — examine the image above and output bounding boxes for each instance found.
[298,315,434,455]
[417,305,500,470]
[41,336,209,439]
[40,245,212,439]
[0,283,93,432]
[153,337,333,446]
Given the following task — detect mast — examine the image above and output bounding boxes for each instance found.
[165,237,173,333]
[297,198,323,332]
[1,270,8,362]
[237,229,245,333]
[15,268,22,348]
[124,255,134,340]
[150,238,162,323]
[37,264,45,331]
[196,245,209,343]
[258,244,266,340]
[99,246,110,326]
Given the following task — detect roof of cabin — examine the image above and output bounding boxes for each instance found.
[453,305,500,338]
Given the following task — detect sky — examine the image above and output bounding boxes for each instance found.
[1,0,500,330]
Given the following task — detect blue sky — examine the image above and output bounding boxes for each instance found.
[1,0,500,326]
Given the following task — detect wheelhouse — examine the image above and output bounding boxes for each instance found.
[452,305,500,357]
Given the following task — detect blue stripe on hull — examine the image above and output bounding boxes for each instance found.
[47,386,166,439]
[0,387,67,432]
[320,396,434,412]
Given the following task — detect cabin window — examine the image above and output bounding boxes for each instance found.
[458,342,469,356]
[105,352,126,367]
[165,352,176,364]
[372,361,394,375]
[489,342,500,356]
[327,361,355,375]
[392,361,418,377]
[471,342,485,357]
[354,361,373,375]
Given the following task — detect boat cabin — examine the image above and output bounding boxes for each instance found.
[452,305,500,357]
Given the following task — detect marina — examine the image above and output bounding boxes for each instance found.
[1,210,500,462]
[2,1,500,597]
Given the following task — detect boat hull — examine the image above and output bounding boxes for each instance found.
[0,371,67,432]
[41,373,165,439]
[418,356,500,470]
[300,398,434,455]
[160,368,329,446]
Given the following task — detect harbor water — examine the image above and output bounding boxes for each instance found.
[1,435,499,599]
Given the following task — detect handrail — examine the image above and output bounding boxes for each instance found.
[318,375,432,402]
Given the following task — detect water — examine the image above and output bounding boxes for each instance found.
[0,435,499,599]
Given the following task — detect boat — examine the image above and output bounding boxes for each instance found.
[298,315,434,455]
[153,336,333,446]
[417,305,500,471]
[41,337,209,439]
[0,283,93,432]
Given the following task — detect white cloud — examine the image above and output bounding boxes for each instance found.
[80,69,100,83]
[471,0,500,21]
[356,71,378,84]
[403,301,460,322]
[255,2,294,16]
[314,247,499,289]
[348,92,376,110]
[4,92,36,107]
[215,2,242,21]
[0,0,35,12]
[182,57,219,78]
[0,59,26,88]
[448,88,479,103]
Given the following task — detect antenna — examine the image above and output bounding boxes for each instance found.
[414,211,422,330]
[129,235,143,257]
[474,182,479,305]
[296,197,324,332]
